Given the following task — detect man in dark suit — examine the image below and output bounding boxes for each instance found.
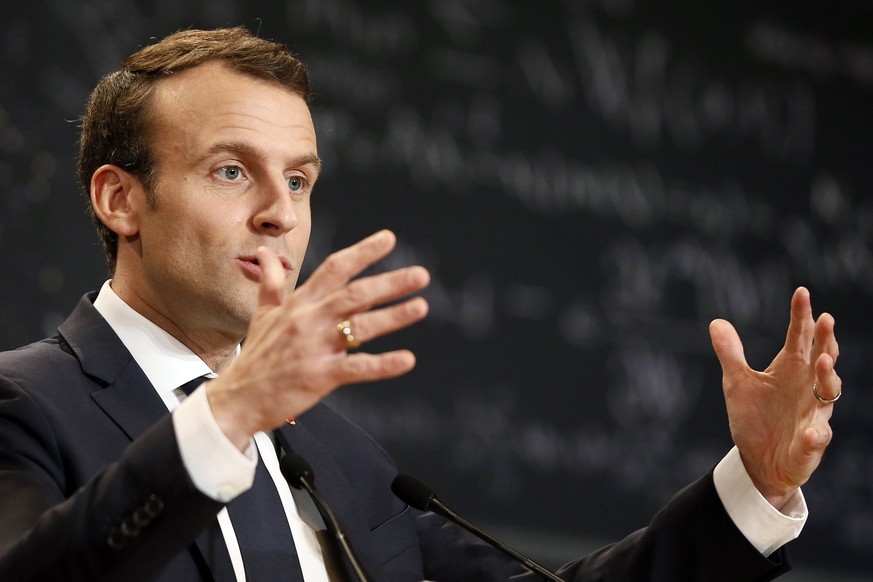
[0,27,842,581]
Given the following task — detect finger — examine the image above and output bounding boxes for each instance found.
[257,246,285,307]
[814,352,842,403]
[324,265,430,317]
[293,230,397,303]
[812,312,838,365]
[336,297,429,348]
[709,319,749,380]
[802,423,833,452]
[783,287,815,357]
[330,350,418,386]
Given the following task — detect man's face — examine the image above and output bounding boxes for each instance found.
[123,61,320,338]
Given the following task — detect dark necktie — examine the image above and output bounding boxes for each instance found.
[180,377,304,581]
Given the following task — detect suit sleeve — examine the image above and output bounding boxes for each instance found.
[0,373,223,582]
[415,473,792,582]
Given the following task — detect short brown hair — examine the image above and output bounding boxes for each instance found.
[78,27,312,272]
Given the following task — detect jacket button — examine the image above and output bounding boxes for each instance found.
[143,494,164,518]
[132,506,151,527]
[107,527,127,550]
[120,517,140,537]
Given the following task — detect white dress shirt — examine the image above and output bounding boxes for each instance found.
[713,447,806,555]
[92,279,807,574]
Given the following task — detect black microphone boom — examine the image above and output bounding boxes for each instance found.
[392,473,565,582]
[280,453,371,582]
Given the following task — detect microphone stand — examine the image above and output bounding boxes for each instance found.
[393,473,564,582]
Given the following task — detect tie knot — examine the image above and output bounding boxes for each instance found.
[179,375,209,396]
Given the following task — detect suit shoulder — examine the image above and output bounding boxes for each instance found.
[0,335,80,390]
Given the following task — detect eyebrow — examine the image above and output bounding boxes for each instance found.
[203,141,324,177]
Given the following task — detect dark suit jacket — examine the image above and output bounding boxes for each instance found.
[0,294,792,581]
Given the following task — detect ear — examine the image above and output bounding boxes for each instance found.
[90,164,143,237]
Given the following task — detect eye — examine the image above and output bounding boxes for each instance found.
[288,176,304,192]
[217,166,243,181]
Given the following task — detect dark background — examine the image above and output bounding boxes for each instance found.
[2,1,872,579]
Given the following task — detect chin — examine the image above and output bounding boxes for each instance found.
[220,295,259,332]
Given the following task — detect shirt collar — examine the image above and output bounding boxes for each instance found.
[92,280,226,397]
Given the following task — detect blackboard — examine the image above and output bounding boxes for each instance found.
[1,1,872,578]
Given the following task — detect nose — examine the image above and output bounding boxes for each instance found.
[252,177,298,235]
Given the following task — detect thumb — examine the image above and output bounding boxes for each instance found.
[256,246,285,308]
[709,319,749,379]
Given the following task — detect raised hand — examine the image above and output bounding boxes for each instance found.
[208,230,430,449]
[709,287,841,509]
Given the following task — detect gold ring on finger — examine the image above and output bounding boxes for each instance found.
[336,320,361,349]
[812,383,841,404]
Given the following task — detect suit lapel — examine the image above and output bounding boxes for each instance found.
[275,418,361,527]
[58,293,169,440]
[90,360,170,440]
[275,415,380,579]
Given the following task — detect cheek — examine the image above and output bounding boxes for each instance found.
[287,224,312,258]
[288,206,312,242]
[189,210,244,250]
[284,272,302,295]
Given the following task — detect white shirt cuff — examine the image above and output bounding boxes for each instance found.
[172,384,257,502]
[713,446,807,557]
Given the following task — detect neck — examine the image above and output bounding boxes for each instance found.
[110,278,242,373]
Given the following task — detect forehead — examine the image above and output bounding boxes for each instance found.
[146,61,316,157]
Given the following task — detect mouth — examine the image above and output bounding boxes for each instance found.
[237,255,293,280]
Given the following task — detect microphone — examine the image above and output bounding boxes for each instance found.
[280,454,371,582]
[392,473,564,582]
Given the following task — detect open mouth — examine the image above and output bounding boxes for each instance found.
[237,255,292,279]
